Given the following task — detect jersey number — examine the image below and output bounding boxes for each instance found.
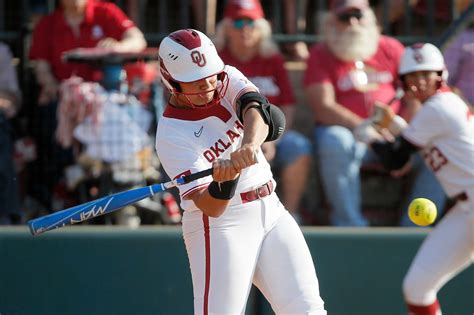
[424,147,448,172]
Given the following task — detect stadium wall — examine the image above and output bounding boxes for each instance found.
[0,227,472,315]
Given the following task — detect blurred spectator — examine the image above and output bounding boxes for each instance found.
[0,42,22,224]
[303,0,445,226]
[375,0,472,36]
[192,0,218,34]
[214,0,313,224]
[281,0,310,60]
[443,23,474,106]
[27,0,146,210]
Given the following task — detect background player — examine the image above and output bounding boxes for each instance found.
[155,29,327,314]
[366,43,473,315]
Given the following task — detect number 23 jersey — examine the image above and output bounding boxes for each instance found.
[402,89,474,198]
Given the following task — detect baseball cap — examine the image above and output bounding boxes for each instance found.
[224,0,265,20]
[331,0,369,14]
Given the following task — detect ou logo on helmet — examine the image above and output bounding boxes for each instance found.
[411,43,425,64]
[413,49,424,64]
[191,51,207,67]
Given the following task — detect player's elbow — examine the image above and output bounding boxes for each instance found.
[190,189,230,217]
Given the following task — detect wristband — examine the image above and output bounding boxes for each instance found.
[208,177,240,200]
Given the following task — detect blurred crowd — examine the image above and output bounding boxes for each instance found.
[0,0,472,227]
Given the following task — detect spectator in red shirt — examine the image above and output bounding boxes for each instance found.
[29,0,146,105]
[27,0,146,211]
[214,0,313,224]
[303,0,445,226]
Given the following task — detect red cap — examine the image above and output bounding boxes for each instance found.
[224,0,265,20]
[331,0,369,14]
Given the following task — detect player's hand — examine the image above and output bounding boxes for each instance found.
[353,120,383,144]
[372,102,394,129]
[372,102,408,136]
[230,143,259,171]
[212,159,240,182]
[390,157,413,178]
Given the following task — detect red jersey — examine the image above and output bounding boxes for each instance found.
[29,0,135,82]
[219,49,295,107]
[303,35,404,118]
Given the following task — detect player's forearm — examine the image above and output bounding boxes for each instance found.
[191,190,231,217]
[242,107,269,146]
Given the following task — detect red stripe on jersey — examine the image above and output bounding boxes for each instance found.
[164,103,232,122]
[203,215,211,315]
[406,300,440,315]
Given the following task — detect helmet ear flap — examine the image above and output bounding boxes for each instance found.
[170,80,182,92]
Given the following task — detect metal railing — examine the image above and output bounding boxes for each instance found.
[0,0,472,84]
[2,1,472,46]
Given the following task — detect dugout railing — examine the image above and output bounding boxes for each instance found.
[1,0,472,97]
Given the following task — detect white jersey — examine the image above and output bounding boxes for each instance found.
[155,65,274,211]
[402,89,474,199]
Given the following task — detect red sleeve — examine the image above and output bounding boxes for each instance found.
[28,16,52,61]
[97,3,136,40]
[303,44,332,88]
[272,54,295,106]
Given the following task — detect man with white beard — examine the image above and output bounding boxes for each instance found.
[303,0,445,226]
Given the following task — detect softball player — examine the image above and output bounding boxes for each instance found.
[155,29,326,315]
[368,43,474,315]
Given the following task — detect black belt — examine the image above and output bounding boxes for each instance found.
[240,181,274,204]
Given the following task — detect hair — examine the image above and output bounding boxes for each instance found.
[213,17,279,58]
[321,8,380,62]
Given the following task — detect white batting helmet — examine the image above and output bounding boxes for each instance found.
[399,43,447,79]
[159,29,225,91]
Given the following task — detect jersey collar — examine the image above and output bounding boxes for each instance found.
[163,103,232,122]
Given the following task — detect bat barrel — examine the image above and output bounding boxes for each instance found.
[28,185,162,235]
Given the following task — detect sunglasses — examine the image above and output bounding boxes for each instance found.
[232,19,255,29]
[337,11,363,22]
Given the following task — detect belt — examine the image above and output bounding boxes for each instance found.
[240,181,274,204]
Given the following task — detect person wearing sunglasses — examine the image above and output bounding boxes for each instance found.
[303,0,445,227]
[213,0,314,225]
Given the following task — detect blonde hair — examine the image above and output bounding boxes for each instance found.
[213,18,280,58]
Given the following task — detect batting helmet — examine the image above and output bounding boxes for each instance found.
[159,29,228,105]
[399,43,447,79]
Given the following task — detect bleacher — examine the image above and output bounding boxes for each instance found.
[0,0,472,226]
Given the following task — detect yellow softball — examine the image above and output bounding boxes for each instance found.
[408,198,437,226]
